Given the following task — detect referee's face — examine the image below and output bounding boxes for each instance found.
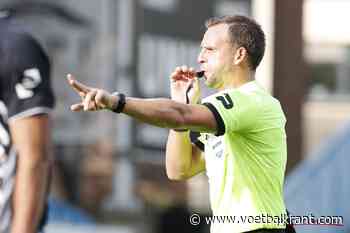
[198,24,236,89]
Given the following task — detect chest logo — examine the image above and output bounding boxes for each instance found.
[15,68,42,99]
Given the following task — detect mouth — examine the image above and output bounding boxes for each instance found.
[196,71,205,78]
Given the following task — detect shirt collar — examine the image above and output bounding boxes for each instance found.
[238,80,259,92]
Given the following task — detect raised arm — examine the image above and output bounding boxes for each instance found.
[165,66,205,180]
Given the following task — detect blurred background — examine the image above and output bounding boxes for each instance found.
[0,0,349,233]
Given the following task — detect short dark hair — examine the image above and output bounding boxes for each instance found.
[206,15,266,70]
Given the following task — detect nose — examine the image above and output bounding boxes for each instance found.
[197,49,205,64]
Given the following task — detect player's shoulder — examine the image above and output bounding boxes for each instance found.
[236,81,281,108]
[0,20,49,73]
[0,20,43,52]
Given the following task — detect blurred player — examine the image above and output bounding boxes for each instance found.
[67,15,290,233]
[0,19,55,233]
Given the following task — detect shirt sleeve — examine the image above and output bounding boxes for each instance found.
[0,32,55,122]
[202,90,259,136]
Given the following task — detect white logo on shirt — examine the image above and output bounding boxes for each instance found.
[0,101,9,163]
[207,135,224,158]
[15,68,42,99]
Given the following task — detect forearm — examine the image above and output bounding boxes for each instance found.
[165,130,193,180]
[11,156,51,233]
[122,97,189,129]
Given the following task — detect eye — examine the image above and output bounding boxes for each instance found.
[199,46,215,55]
[205,47,215,51]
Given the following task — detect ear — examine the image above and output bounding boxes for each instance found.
[233,47,248,66]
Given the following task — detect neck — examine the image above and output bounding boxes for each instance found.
[218,68,255,91]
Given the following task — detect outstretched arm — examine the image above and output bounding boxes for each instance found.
[66,73,217,133]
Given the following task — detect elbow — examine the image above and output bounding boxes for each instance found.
[165,157,190,181]
[36,155,53,172]
[167,174,188,181]
[18,150,53,171]
[27,158,52,173]
[166,170,190,181]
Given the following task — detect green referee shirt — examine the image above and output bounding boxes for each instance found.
[192,81,287,233]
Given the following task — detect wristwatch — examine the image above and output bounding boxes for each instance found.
[111,92,126,113]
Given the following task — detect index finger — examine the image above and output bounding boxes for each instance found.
[67,74,91,94]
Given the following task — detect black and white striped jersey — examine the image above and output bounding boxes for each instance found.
[0,20,55,233]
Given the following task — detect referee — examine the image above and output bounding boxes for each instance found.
[0,18,55,233]
[67,15,291,233]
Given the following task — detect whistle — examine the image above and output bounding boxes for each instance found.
[196,71,204,78]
